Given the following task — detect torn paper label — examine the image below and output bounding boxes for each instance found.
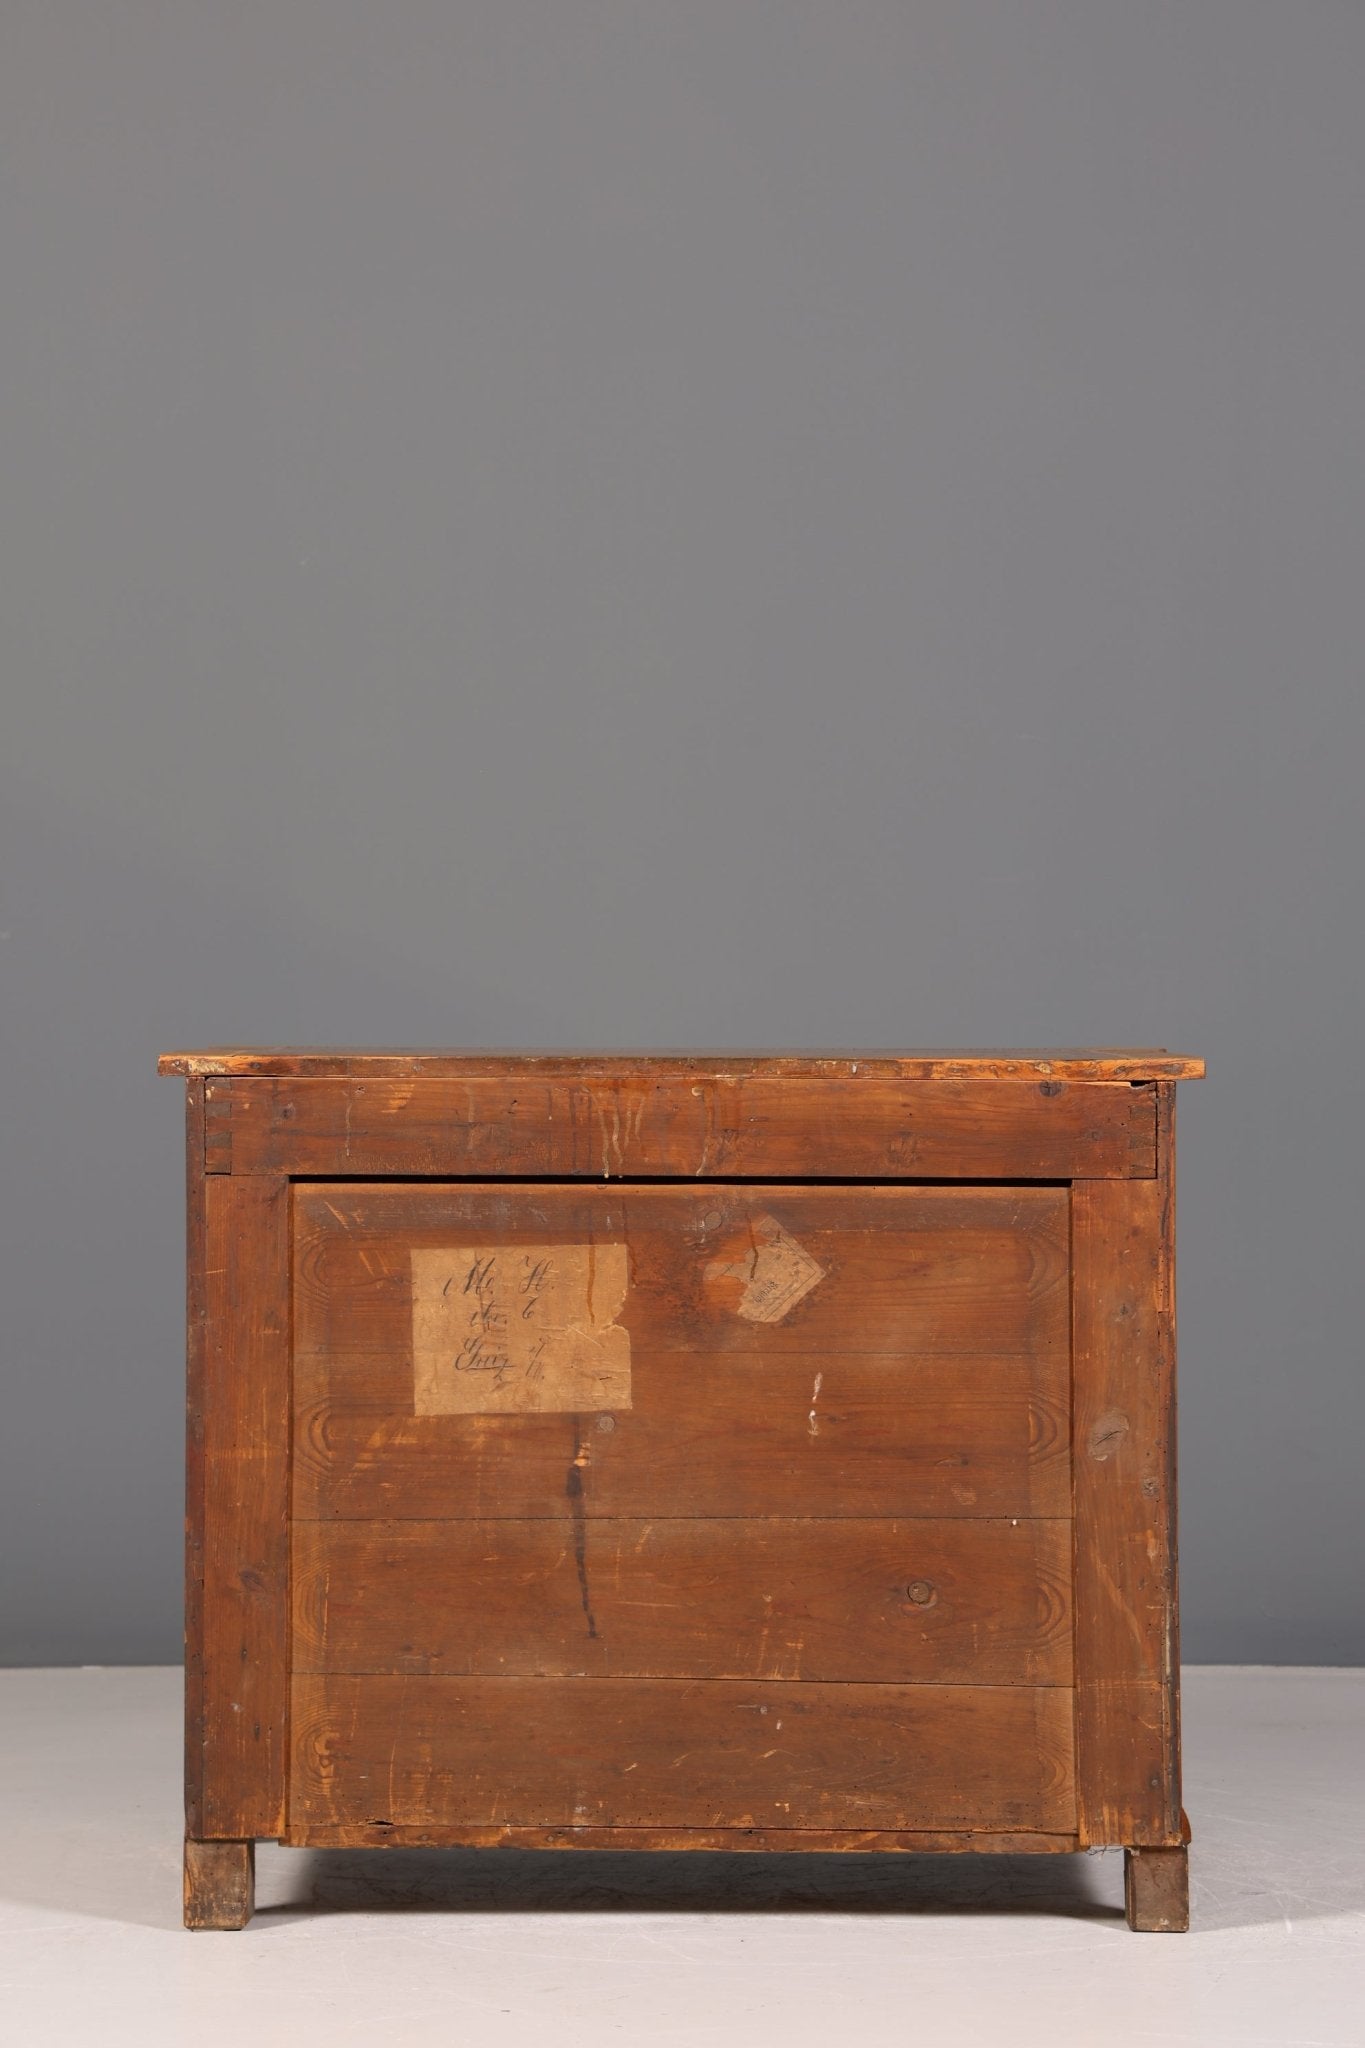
[412,1243,631,1414]
[708,1213,826,1324]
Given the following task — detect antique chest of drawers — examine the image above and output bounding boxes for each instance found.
[159,1046,1203,1932]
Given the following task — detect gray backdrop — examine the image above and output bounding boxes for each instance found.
[2,2,1362,1666]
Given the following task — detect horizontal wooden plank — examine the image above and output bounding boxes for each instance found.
[286,1821,1081,1852]
[215,1074,1158,1178]
[295,1181,1071,1363]
[160,1045,1205,1082]
[289,1674,1077,1836]
[293,1184,1071,1520]
[292,1517,1074,1686]
[299,1366,1068,1521]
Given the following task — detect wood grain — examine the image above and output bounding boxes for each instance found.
[203,1081,232,1174]
[1125,1843,1190,1931]
[159,1046,1205,1081]
[165,1046,1202,1922]
[1071,1083,1181,1846]
[288,1673,1077,1838]
[293,1183,1071,1521]
[183,1079,208,1834]
[197,1175,292,1839]
[296,1182,1071,1361]
[214,1074,1158,1179]
[298,1368,1068,1523]
[183,1838,255,1930]
[292,1516,1074,1686]
[285,1822,1082,1853]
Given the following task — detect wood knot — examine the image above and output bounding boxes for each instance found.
[1087,1409,1131,1462]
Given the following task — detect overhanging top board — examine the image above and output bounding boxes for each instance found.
[157,1047,1205,1081]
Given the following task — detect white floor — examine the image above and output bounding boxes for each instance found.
[0,1668,1361,2047]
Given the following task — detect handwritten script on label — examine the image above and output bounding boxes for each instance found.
[411,1243,631,1414]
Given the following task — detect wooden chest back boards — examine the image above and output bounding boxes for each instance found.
[160,1047,1203,1931]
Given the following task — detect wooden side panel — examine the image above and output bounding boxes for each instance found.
[292,1516,1074,1686]
[183,1080,208,1833]
[288,1674,1077,1839]
[293,1184,1071,1521]
[1072,1085,1180,1846]
[222,1074,1157,1179]
[196,1175,292,1839]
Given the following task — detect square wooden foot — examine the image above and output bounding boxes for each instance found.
[1124,1844,1189,1932]
[184,1838,255,1929]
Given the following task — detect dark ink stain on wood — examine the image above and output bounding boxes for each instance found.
[566,1419,599,1640]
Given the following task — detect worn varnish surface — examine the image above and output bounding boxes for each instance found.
[293,1183,1071,1522]
[166,1046,1200,1926]
[288,1674,1076,1840]
[292,1516,1074,1686]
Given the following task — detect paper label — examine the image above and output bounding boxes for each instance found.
[412,1243,631,1414]
[707,1213,826,1324]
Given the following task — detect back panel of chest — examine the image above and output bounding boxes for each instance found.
[289,1182,1073,1842]
[166,1049,1199,1928]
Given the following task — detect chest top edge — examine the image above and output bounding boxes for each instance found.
[158,1047,1205,1082]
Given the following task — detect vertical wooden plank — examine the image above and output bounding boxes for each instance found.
[1072,1083,1181,1846]
[195,1173,291,1838]
[183,1080,208,1836]
[203,1080,233,1173]
[1158,1084,1184,1836]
